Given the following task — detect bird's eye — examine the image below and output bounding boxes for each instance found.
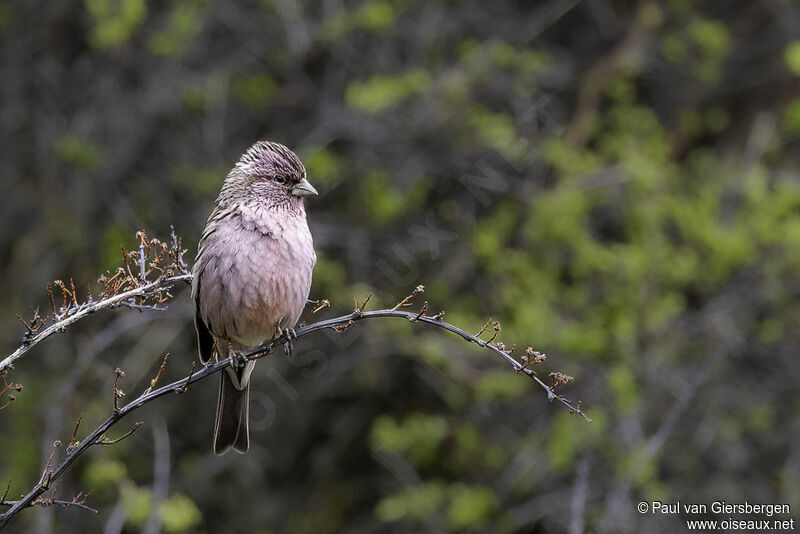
[274,176,287,185]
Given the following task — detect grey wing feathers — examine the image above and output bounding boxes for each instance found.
[193,273,215,364]
[193,207,224,364]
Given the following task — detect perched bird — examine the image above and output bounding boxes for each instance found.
[192,141,317,454]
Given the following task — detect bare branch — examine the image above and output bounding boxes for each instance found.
[0,229,190,374]
[0,295,588,529]
[0,221,586,531]
[1,497,97,514]
[0,273,190,374]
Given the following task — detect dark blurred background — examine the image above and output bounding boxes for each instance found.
[1,0,800,532]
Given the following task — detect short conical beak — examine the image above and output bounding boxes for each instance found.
[292,178,318,197]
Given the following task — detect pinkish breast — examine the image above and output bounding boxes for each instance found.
[197,204,315,348]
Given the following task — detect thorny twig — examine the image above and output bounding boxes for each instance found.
[0,228,190,374]
[0,226,588,528]
[0,300,588,528]
[2,492,97,515]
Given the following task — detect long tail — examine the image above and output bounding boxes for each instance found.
[213,371,250,455]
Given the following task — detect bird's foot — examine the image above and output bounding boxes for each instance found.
[273,324,296,359]
[228,349,248,369]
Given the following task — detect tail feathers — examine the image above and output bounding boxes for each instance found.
[213,372,250,455]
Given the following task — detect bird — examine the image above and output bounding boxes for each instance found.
[191,140,317,454]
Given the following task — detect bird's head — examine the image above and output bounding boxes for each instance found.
[228,140,317,209]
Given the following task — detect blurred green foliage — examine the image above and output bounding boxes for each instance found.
[346,69,431,114]
[322,0,397,39]
[148,0,206,57]
[54,134,101,172]
[85,0,147,49]
[231,73,278,110]
[371,413,448,466]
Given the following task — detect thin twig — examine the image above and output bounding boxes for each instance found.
[146,354,170,394]
[97,422,143,445]
[113,368,125,415]
[47,284,57,319]
[0,372,22,406]
[178,362,196,393]
[475,318,493,337]
[334,293,373,332]
[68,413,83,451]
[301,299,330,326]
[391,285,424,311]
[410,301,428,322]
[39,441,61,488]
[0,498,97,514]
